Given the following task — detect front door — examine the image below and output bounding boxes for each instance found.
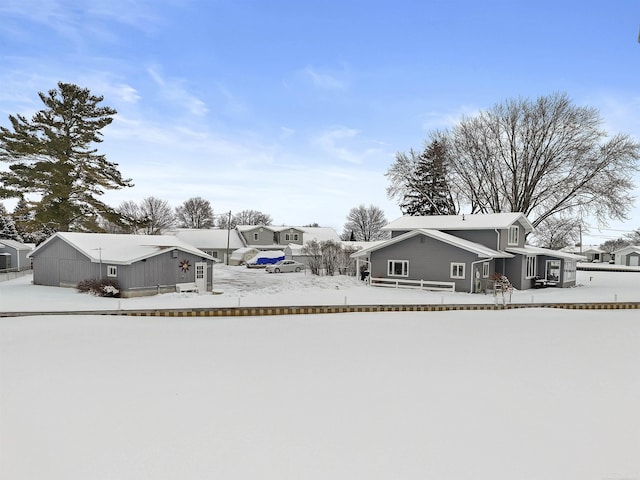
[195,262,207,292]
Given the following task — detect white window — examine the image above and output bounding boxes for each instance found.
[107,265,117,277]
[253,232,259,241]
[293,233,299,241]
[387,260,409,277]
[451,262,465,279]
[482,262,490,278]
[526,256,536,278]
[285,233,291,241]
[508,226,519,245]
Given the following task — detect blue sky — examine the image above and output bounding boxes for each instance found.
[1,0,640,243]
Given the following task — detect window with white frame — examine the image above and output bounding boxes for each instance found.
[387,260,409,277]
[107,265,118,277]
[508,226,519,245]
[293,233,299,241]
[526,255,537,278]
[450,262,465,279]
[253,232,259,241]
[482,262,490,278]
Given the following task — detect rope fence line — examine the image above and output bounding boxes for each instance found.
[2,301,640,318]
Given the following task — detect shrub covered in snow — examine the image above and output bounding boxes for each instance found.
[77,278,121,297]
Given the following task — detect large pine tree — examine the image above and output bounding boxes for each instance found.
[401,140,457,216]
[0,82,133,231]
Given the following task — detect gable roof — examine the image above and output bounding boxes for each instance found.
[0,239,32,251]
[383,213,534,233]
[29,232,214,265]
[613,245,640,255]
[351,229,513,259]
[172,228,245,249]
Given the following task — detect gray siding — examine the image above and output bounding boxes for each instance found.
[278,228,304,245]
[243,227,277,246]
[32,237,97,286]
[369,234,480,292]
[442,229,499,250]
[32,237,213,295]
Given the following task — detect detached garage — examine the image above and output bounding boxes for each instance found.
[28,232,215,297]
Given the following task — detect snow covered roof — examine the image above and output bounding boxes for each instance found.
[172,228,245,249]
[29,232,214,265]
[506,246,587,261]
[0,239,32,251]
[230,247,260,259]
[298,227,341,243]
[383,213,534,233]
[352,229,513,259]
[613,245,640,255]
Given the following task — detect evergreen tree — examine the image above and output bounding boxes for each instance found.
[0,204,22,241]
[0,82,133,231]
[401,140,457,216]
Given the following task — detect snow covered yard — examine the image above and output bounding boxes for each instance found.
[1,268,640,479]
[1,266,640,312]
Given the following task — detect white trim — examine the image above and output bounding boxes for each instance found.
[508,226,519,245]
[526,255,536,278]
[387,259,409,277]
[482,262,490,278]
[107,265,117,277]
[450,262,465,279]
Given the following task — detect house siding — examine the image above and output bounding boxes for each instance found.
[0,242,31,272]
[369,234,480,292]
[242,227,277,246]
[31,237,213,296]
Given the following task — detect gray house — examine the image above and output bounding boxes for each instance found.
[0,239,32,272]
[28,232,215,297]
[352,213,585,293]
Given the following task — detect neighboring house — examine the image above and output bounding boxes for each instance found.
[562,245,611,263]
[0,239,32,272]
[352,213,585,293]
[28,232,215,297]
[612,245,640,267]
[237,225,340,251]
[282,226,343,266]
[171,228,245,263]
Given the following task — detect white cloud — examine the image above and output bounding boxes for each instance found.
[303,66,348,90]
[147,66,208,117]
[313,127,385,165]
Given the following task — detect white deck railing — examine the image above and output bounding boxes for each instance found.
[369,277,455,292]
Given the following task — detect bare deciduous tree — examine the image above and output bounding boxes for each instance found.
[301,239,322,275]
[531,216,583,249]
[175,197,214,229]
[342,204,389,242]
[218,209,272,229]
[601,238,630,255]
[444,93,640,228]
[140,197,175,235]
[388,93,640,231]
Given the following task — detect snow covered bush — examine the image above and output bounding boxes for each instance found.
[77,278,121,297]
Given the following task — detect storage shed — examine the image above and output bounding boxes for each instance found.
[28,232,215,297]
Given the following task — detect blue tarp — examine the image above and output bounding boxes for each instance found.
[254,255,285,265]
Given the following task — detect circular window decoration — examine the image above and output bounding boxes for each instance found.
[179,259,191,272]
